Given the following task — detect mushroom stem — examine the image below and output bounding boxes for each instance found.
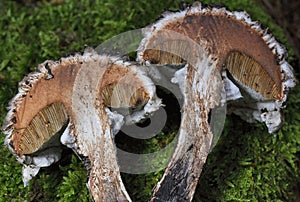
[151,58,223,201]
[68,54,161,201]
[70,56,131,201]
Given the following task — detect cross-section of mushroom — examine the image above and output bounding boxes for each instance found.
[137,2,295,201]
[1,2,296,202]
[2,49,161,201]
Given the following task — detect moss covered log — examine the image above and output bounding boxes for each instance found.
[0,0,299,201]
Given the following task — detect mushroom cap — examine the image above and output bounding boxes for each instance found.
[2,56,81,157]
[138,2,295,101]
[2,50,153,158]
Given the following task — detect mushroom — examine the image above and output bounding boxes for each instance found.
[137,2,295,201]
[1,2,296,202]
[2,49,161,201]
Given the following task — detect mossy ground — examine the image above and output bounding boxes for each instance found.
[0,0,299,201]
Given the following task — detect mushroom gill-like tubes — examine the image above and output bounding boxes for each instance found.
[137,2,295,201]
[2,49,161,201]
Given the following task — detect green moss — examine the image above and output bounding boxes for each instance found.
[0,141,30,201]
[0,0,299,201]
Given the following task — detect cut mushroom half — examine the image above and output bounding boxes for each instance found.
[2,49,161,201]
[137,2,295,201]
